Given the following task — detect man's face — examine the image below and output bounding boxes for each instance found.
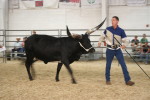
[33,32,36,34]
[32,31,36,34]
[112,18,119,27]
[135,36,138,39]
[143,34,146,38]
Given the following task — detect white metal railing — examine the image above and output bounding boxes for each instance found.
[0,29,150,63]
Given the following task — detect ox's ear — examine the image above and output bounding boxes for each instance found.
[66,25,72,37]
[86,17,107,35]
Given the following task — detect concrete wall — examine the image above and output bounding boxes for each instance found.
[109,6,150,29]
[8,6,150,30]
[2,5,150,58]
[8,6,150,43]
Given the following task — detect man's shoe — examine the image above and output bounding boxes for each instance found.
[106,81,111,85]
[126,81,135,86]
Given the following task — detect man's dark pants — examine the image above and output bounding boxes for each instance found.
[105,48,131,83]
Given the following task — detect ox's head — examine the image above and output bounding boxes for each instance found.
[66,18,106,53]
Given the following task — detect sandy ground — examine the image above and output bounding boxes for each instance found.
[0,59,150,100]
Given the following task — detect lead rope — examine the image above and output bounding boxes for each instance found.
[105,34,150,79]
[113,36,150,79]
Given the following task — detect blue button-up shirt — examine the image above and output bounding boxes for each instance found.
[104,26,127,39]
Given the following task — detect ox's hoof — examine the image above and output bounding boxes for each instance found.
[29,78,33,81]
[72,80,77,84]
[55,77,60,82]
[56,79,60,82]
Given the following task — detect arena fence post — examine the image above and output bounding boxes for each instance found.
[3,30,6,63]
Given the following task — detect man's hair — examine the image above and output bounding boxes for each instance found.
[33,30,36,33]
[112,16,119,21]
[143,34,146,35]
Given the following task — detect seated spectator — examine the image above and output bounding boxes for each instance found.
[131,35,140,52]
[140,42,150,64]
[140,34,148,46]
[20,37,28,52]
[32,30,36,35]
[0,45,6,52]
[17,37,28,57]
[145,47,150,64]
[12,37,22,57]
[133,43,142,55]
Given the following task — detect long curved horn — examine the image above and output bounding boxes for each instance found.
[86,17,107,35]
[66,25,72,37]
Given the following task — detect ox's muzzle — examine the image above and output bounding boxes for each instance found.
[89,48,95,53]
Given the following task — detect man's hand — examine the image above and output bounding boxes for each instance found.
[98,42,101,47]
[121,45,126,49]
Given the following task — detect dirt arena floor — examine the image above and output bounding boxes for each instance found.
[0,59,150,100]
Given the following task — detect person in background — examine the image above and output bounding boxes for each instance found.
[32,30,36,35]
[145,46,150,64]
[131,35,140,52]
[140,42,150,64]
[20,37,28,53]
[12,37,22,57]
[140,34,148,46]
[0,44,6,52]
[133,42,142,56]
[17,37,28,57]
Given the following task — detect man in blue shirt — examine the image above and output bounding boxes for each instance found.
[98,16,135,86]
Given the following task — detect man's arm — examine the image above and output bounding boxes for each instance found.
[121,30,129,49]
[98,30,106,47]
[122,37,130,47]
[148,47,150,53]
[146,46,150,53]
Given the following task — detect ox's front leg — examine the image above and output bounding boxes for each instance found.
[25,60,33,81]
[62,60,77,84]
[55,62,63,82]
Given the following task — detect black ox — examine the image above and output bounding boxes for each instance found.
[25,19,106,84]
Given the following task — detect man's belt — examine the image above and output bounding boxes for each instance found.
[107,45,120,49]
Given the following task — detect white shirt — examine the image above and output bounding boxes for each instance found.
[14,42,22,48]
[0,46,6,52]
[99,26,130,50]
